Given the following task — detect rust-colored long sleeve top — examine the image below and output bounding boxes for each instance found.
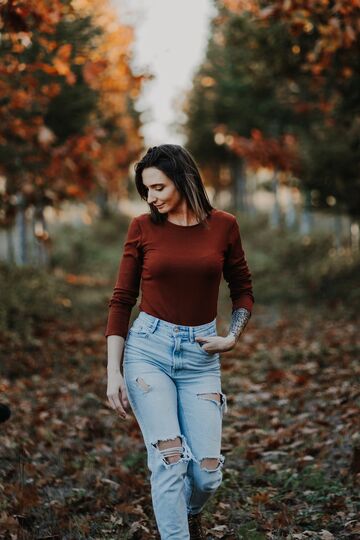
[105,208,254,339]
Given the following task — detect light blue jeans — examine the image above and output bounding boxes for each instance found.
[123,310,228,540]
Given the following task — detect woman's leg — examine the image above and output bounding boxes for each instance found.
[123,356,195,539]
[177,366,227,516]
[178,323,228,516]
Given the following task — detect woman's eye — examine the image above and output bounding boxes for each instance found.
[155,187,164,191]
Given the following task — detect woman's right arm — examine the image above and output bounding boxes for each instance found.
[107,335,128,419]
[107,335,125,374]
[105,217,143,419]
[105,218,143,339]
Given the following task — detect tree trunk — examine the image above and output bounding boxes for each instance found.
[16,193,27,266]
[33,203,50,268]
[350,220,359,254]
[231,156,247,214]
[299,189,313,236]
[6,226,15,264]
[270,170,281,229]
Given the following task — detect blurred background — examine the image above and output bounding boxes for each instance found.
[0,1,359,538]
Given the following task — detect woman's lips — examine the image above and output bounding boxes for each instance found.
[155,203,165,209]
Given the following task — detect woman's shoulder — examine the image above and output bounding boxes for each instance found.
[211,208,237,226]
[131,212,151,226]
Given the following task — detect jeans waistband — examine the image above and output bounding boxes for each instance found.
[135,311,217,342]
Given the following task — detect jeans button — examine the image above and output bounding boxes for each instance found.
[174,327,179,332]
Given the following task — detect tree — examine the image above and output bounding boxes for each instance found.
[183,0,360,216]
[0,0,148,263]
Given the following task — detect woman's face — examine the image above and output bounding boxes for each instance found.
[142,167,183,213]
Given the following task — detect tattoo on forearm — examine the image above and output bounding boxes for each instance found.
[227,307,251,343]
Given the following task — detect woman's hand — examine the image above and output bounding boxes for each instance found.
[107,370,129,419]
[195,334,236,354]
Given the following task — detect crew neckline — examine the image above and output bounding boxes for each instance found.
[164,209,214,229]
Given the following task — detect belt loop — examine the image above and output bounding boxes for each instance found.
[149,317,159,334]
[189,327,194,343]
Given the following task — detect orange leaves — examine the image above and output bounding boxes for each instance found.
[7,117,31,139]
[64,272,109,286]
[52,43,76,83]
[201,76,216,87]
[67,0,146,188]
[33,61,57,75]
[66,184,85,198]
[0,0,145,206]
[39,43,74,83]
[52,58,75,82]
[56,43,72,61]
[251,490,272,504]
[9,89,31,109]
[71,132,101,156]
[38,36,57,53]
[82,59,108,84]
[223,0,359,70]
[40,82,61,98]
[73,0,147,120]
[2,0,63,33]
[223,0,259,15]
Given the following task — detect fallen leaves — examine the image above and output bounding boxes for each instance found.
[0,301,359,538]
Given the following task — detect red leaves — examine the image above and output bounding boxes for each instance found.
[214,125,301,173]
[266,369,310,386]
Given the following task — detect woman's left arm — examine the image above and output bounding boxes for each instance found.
[195,308,252,353]
[195,217,254,354]
[222,217,254,351]
[225,307,251,348]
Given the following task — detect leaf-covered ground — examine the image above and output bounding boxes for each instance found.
[1,214,359,539]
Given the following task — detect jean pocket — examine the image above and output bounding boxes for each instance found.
[194,334,218,357]
[129,323,150,337]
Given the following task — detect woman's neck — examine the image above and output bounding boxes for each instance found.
[166,207,199,226]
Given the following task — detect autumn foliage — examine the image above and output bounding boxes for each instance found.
[220,0,359,171]
[183,0,359,214]
[0,0,147,226]
[223,0,358,107]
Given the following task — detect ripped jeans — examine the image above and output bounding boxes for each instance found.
[123,310,228,540]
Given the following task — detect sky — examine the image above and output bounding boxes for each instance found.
[111,0,217,146]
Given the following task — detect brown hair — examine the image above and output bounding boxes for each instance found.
[134,144,213,226]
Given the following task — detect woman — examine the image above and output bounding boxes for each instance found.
[105,144,254,540]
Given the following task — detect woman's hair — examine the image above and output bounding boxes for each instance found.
[133,144,213,226]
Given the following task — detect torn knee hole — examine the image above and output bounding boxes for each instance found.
[152,436,184,464]
[200,457,222,470]
[198,392,221,403]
